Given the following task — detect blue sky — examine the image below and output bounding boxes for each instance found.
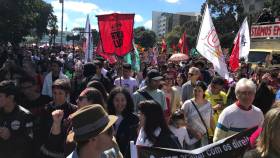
[44,0,205,31]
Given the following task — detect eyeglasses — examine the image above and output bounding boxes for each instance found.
[188,73,195,76]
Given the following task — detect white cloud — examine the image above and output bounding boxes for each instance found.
[51,0,119,15]
[54,12,69,30]
[135,14,144,23]
[144,20,152,30]
[165,0,180,3]
[51,0,99,14]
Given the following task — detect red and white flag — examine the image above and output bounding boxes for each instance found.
[229,34,240,72]
[229,18,250,72]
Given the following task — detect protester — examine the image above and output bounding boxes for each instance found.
[181,81,214,149]
[136,100,182,149]
[132,69,167,112]
[67,104,118,158]
[168,110,196,149]
[213,78,264,142]
[40,79,77,158]
[87,80,109,102]
[0,80,34,158]
[42,59,69,97]
[107,87,139,158]
[114,63,138,95]
[181,67,200,102]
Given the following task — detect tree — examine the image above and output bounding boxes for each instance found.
[47,14,58,46]
[134,27,156,48]
[0,0,55,46]
[165,25,182,51]
[264,0,280,17]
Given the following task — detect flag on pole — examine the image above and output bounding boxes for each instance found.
[83,15,93,63]
[229,34,240,72]
[97,13,135,57]
[234,17,250,60]
[196,4,229,79]
[178,31,189,55]
[161,38,167,53]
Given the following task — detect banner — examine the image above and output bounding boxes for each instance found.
[251,23,280,38]
[83,15,93,63]
[137,127,257,158]
[97,13,135,57]
[96,40,117,64]
[196,4,229,79]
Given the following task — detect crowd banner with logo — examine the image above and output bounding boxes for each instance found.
[83,15,93,63]
[97,13,135,57]
[196,4,229,79]
[137,127,257,158]
[251,23,280,38]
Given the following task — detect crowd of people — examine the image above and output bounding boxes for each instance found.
[0,46,280,158]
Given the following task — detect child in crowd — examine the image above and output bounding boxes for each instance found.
[168,110,197,149]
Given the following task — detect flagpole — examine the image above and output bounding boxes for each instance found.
[196,4,208,47]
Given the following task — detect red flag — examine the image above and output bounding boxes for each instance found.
[96,40,117,64]
[178,32,189,55]
[97,13,134,57]
[161,38,167,53]
[229,34,240,72]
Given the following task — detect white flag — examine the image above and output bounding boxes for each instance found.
[83,15,93,63]
[196,4,229,79]
[235,17,250,60]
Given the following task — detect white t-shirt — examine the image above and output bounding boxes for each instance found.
[169,125,197,146]
[136,127,161,147]
[181,100,213,138]
[114,77,138,94]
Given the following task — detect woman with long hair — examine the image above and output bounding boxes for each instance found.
[136,100,182,149]
[107,87,139,158]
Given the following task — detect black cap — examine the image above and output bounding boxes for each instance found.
[147,69,163,80]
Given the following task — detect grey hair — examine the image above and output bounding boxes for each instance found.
[235,78,256,95]
[189,67,200,75]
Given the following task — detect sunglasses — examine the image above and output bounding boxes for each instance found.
[188,73,195,76]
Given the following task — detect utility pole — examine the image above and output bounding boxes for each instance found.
[60,0,64,51]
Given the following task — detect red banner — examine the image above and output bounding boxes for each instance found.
[96,40,117,64]
[251,23,280,38]
[97,13,135,57]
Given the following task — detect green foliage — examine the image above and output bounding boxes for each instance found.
[166,25,181,49]
[134,27,156,48]
[0,0,55,45]
[264,0,280,17]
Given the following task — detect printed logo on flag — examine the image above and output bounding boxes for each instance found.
[111,22,124,48]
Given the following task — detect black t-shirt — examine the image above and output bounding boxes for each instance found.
[21,95,51,117]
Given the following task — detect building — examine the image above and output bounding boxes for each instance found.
[152,11,200,37]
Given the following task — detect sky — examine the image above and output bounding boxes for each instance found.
[44,0,205,31]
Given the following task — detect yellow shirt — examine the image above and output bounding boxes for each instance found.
[205,90,227,136]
